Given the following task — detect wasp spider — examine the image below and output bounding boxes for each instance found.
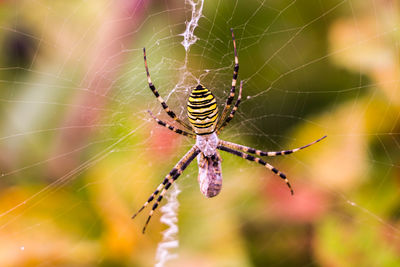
[132,29,327,233]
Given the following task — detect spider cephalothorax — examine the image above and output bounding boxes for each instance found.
[132,29,327,233]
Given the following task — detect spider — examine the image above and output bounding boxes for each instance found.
[132,29,327,233]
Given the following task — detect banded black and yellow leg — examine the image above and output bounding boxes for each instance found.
[139,146,200,233]
[142,178,175,234]
[217,80,243,134]
[218,28,239,127]
[219,135,327,157]
[143,47,192,131]
[147,110,196,139]
[131,165,187,220]
[131,181,166,219]
[217,145,294,195]
[132,146,199,220]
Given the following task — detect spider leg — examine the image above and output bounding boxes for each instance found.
[217,28,239,128]
[198,153,207,168]
[217,145,294,195]
[131,154,190,220]
[147,110,196,139]
[131,146,197,220]
[143,47,192,131]
[217,81,243,134]
[132,146,200,233]
[131,181,165,219]
[219,135,327,157]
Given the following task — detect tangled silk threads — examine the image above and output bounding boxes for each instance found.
[155,185,181,267]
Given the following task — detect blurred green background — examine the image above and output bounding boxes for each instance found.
[0,0,399,266]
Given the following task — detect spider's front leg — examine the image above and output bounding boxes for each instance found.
[217,28,240,128]
[217,80,243,134]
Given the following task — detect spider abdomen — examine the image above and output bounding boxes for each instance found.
[197,152,222,198]
[187,85,219,135]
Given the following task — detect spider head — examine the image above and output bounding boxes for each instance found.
[187,84,219,135]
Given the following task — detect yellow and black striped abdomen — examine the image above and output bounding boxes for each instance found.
[187,85,219,135]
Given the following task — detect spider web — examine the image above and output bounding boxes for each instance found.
[0,0,399,266]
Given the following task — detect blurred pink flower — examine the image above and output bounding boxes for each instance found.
[147,123,182,161]
[263,178,328,223]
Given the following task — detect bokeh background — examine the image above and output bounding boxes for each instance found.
[0,0,399,266]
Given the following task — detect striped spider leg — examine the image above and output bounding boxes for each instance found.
[217,80,243,134]
[132,146,200,233]
[147,110,196,139]
[217,28,239,129]
[217,145,294,194]
[217,135,327,194]
[143,47,193,131]
[219,135,327,157]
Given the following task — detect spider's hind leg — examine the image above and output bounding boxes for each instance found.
[219,136,327,157]
[132,146,200,233]
[217,145,294,195]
